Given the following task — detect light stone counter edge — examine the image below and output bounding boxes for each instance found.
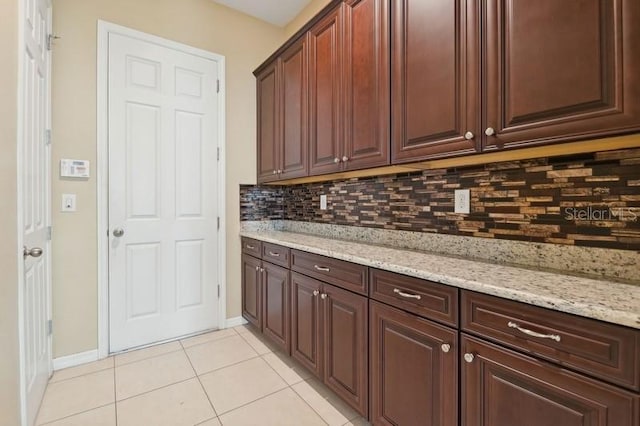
[240,229,640,330]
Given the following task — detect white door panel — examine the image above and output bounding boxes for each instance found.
[21,0,52,424]
[108,33,219,352]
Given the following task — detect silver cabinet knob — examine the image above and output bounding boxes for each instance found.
[320,293,327,299]
[334,158,340,164]
[278,169,282,174]
[255,266,260,271]
[464,131,474,140]
[464,353,475,363]
[113,228,124,238]
[485,127,495,136]
[260,268,265,273]
[272,170,277,175]
[23,246,43,258]
[313,290,320,296]
[342,156,349,162]
[441,344,451,353]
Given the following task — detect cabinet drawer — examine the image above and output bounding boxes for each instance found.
[461,291,640,391]
[262,242,290,268]
[370,269,458,327]
[291,250,368,296]
[241,237,262,258]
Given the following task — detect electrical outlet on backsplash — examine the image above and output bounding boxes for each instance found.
[240,147,640,254]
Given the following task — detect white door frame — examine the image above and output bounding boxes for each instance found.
[17,0,53,424]
[96,21,227,359]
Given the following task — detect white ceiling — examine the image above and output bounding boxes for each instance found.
[213,0,313,27]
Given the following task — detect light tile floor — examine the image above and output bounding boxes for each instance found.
[36,325,370,426]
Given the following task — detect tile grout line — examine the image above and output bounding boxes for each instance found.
[47,362,114,385]
[113,364,118,426]
[289,378,331,426]
[183,341,221,420]
[37,402,114,426]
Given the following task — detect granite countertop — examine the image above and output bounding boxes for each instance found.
[240,229,640,329]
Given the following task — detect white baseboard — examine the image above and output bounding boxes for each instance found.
[53,349,99,371]
[224,316,248,328]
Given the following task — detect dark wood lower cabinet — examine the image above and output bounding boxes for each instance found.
[370,301,458,426]
[323,283,368,417]
[290,272,369,417]
[262,262,290,353]
[291,272,323,378]
[461,334,639,426]
[241,254,262,329]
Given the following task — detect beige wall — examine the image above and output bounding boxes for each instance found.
[52,0,284,357]
[285,0,332,38]
[0,0,22,423]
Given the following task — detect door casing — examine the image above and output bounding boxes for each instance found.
[96,21,227,358]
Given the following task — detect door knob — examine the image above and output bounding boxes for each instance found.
[342,156,349,162]
[23,246,43,258]
[313,290,320,296]
[334,158,340,164]
[441,343,451,353]
[464,353,475,363]
[464,131,474,140]
[113,228,125,237]
[485,127,495,136]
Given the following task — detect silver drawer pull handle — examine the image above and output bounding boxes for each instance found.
[393,288,421,300]
[246,244,255,249]
[507,321,561,342]
[268,251,280,257]
[314,265,330,272]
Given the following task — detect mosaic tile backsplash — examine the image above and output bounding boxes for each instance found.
[240,148,640,251]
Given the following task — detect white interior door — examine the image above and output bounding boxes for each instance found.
[20,0,52,424]
[108,32,220,352]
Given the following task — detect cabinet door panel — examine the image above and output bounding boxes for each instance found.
[280,38,308,179]
[392,0,479,162]
[370,301,458,426]
[262,263,290,354]
[291,272,323,378]
[484,0,640,149]
[462,334,639,426]
[241,254,262,329]
[323,284,368,417]
[256,62,279,182]
[309,5,343,176]
[343,0,390,170]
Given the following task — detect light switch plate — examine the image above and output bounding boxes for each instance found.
[62,193,76,212]
[320,194,327,210]
[454,189,470,214]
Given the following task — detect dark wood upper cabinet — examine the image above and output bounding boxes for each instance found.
[262,262,290,354]
[370,301,458,426]
[256,62,279,182]
[309,5,344,176]
[392,0,480,162]
[280,37,309,180]
[342,0,390,170]
[241,253,262,329]
[483,0,640,150]
[322,283,368,417]
[461,334,639,426]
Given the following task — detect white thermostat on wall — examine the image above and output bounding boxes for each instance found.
[60,159,90,178]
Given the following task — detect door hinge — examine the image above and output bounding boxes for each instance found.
[217,217,220,230]
[216,79,220,93]
[46,226,52,241]
[45,129,52,145]
[217,147,220,161]
[47,319,53,336]
[217,284,220,298]
[47,34,61,51]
